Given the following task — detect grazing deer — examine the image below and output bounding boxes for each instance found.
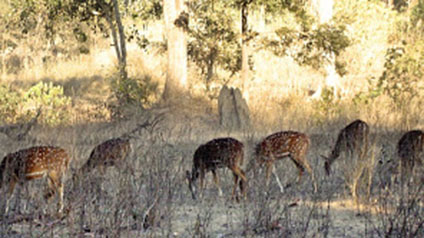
[79,137,132,175]
[321,119,370,200]
[75,118,160,178]
[253,131,317,193]
[397,130,424,183]
[186,138,247,200]
[322,120,370,175]
[0,146,70,213]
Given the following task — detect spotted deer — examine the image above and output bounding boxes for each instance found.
[322,120,370,175]
[186,138,247,200]
[76,119,160,177]
[321,119,370,199]
[253,131,317,193]
[79,137,132,175]
[397,130,424,184]
[0,146,70,213]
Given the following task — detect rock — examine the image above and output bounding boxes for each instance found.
[218,86,250,131]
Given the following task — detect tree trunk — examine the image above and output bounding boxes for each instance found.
[112,0,127,79]
[240,1,250,91]
[162,0,188,101]
[102,0,127,79]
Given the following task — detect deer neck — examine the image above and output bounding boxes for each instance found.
[327,150,340,164]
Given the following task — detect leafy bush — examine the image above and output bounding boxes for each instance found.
[24,82,71,126]
[353,2,424,109]
[354,45,424,109]
[0,82,71,126]
[186,0,243,88]
[313,87,344,121]
[0,84,20,122]
[378,46,423,107]
[110,73,158,109]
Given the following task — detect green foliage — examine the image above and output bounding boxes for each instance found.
[111,73,158,108]
[186,0,243,88]
[354,2,424,108]
[0,82,71,126]
[352,77,383,106]
[24,82,71,126]
[313,87,343,120]
[127,0,162,21]
[255,0,314,28]
[411,0,424,34]
[263,22,350,74]
[0,85,21,122]
[379,46,423,106]
[354,44,423,108]
[1,0,92,68]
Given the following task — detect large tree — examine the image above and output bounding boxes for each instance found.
[162,0,188,101]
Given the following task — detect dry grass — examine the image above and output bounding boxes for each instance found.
[1,0,424,237]
[0,111,422,237]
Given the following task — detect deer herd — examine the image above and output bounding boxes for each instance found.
[1,119,423,214]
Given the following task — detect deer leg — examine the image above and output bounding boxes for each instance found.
[238,169,247,198]
[212,170,222,197]
[5,179,17,213]
[366,167,372,199]
[351,179,358,202]
[231,167,247,200]
[303,162,318,193]
[57,179,64,213]
[199,171,205,199]
[265,162,273,187]
[231,173,240,201]
[290,155,317,192]
[46,174,58,201]
[271,166,284,193]
[297,169,304,184]
[47,172,64,212]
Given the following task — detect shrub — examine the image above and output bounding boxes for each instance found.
[313,87,344,122]
[24,82,71,126]
[0,82,71,126]
[0,84,20,123]
[353,2,424,110]
[110,73,158,108]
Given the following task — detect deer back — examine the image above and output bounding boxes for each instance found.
[0,146,70,182]
[397,130,424,169]
[330,120,369,160]
[192,137,244,174]
[256,131,310,163]
[82,137,131,173]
